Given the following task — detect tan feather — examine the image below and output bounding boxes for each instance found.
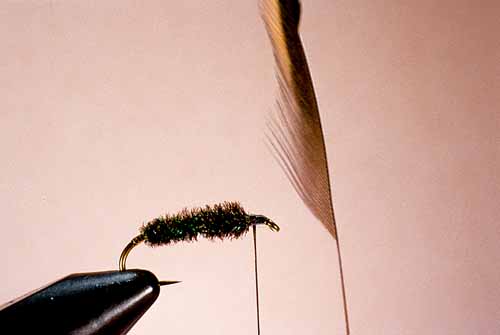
[259,1,351,333]
[260,0,336,239]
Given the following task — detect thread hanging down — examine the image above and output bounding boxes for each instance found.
[252,225,261,335]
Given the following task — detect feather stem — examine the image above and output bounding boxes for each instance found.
[259,0,351,333]
[335,232,350,334]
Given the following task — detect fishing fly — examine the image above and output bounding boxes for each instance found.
[118,201,279,334]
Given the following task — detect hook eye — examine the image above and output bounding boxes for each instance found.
[251,215,280,232]
[264,221,280,232]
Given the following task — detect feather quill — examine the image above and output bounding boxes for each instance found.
[260,0,336,238]
[259,0,350,333]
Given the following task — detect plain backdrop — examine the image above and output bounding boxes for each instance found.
[1,1,499,334]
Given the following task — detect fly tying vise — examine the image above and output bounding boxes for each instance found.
[0,202,278,335]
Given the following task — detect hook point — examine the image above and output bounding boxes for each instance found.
[159,280,182,286]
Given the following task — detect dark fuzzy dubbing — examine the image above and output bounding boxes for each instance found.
[140,202,254,246]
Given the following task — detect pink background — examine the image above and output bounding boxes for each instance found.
[1,1,499,334]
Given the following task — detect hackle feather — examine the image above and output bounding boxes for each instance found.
[260,1,351,333]
[260,0,337,238]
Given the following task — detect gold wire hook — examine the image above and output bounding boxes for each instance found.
[119,235,180,286]
[119,235,145,271]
